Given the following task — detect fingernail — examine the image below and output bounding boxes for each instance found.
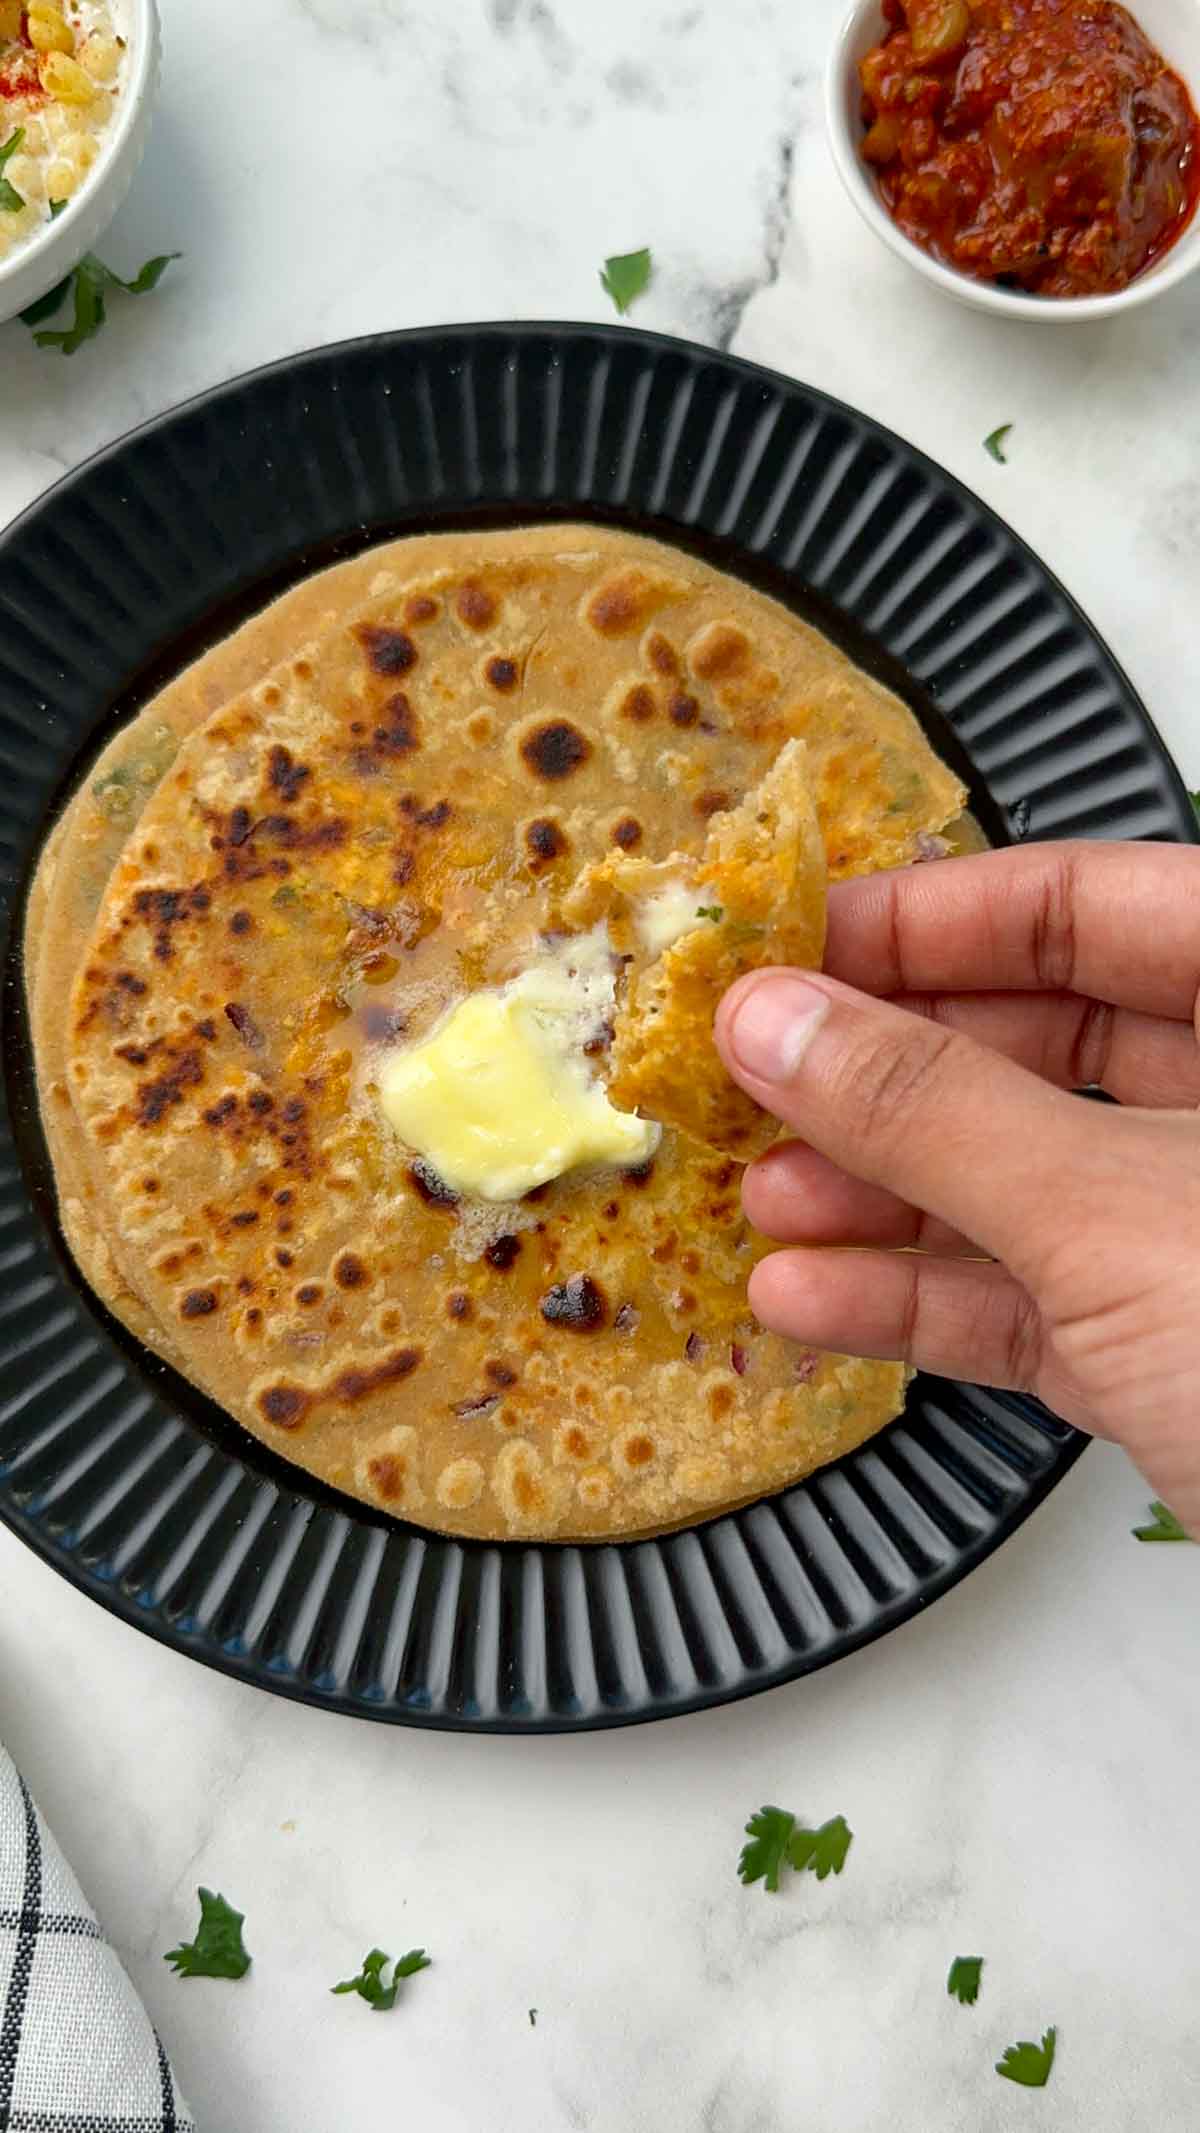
[728,976,829,1083]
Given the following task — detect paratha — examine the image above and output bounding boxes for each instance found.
[30,525,967,1541]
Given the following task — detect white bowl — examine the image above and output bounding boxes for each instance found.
[0,0,160,326]
[825,0,1200,321]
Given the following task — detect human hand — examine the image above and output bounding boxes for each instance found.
[714,841,1200,1537]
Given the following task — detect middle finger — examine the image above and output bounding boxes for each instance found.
[745,1139,980,1254]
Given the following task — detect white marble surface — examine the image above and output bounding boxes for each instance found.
[2,3,1199,2128]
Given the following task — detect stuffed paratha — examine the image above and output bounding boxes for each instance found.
[31,526,967,1540]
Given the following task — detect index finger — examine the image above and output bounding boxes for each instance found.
[824,841,1200,1018]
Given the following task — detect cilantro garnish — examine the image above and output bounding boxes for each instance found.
[332,1947,431,2012]
[983,423,1012,464]
[20,246,179,355]
[996,2026,1056,2087]
[600,246,652,315]
[695,904,724,922]
[164,1889,251,1980]
[1133,1500,1193,1543]
[947,1955,984,2005]
[0,128,25,214]
[738,1806,853,1892]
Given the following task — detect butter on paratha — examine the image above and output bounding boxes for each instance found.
[31,525,966,1542]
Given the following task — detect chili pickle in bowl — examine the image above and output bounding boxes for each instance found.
[825,0,1200,319]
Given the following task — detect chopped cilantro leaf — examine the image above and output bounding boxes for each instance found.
[600,246,652,315]
[788,1814,853,1881]
[1133,1500,1193,1543]
[164,1889,251,1980]
[983,423,1012,464]
[739,1806,853,1890]
[996,2026,1056,2087]
[695,904,724,922]
[332,1947,431,2012]
[21,247,179,354]
[947,1955,984,2005]
[739,1806,796,1891]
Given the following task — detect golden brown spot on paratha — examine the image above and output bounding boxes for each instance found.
[334,1252,367,1289]
[519,720,590,782]
[328,1346,421,1403]
[366,1452,408,1501]
[455,582,495,630]
[620,684,656,724]
[136,1044,205,1126]
[687,621,751,680]
[292,658,313,682]
[131,883,212,964]
[524,817,569,872]
[436,1458,484,1511]
[642,628,679,676]
[229,910,253,937]
[483,1234,522,1271]
[355,624,418,677]
[611,816,642,850]
[485,656,519,692]
[180,1287,218,1318]
[560,1423,591,1460]
[576,1469,612,1511]
[266,746,310,804]
[352,693,420,771]
[468,711,496,745]
[494,1440,548,1522]
[405,594,440,626]
[485,1359,518,1387]
[259,1383,309,1428]
[446,1291,472,1322]
[540,1274,607,1331]
[709,1383,735,1419]
[295,1283,323,1307]
[695,789,732,819]
[619,1429,655,1469]
[668,691,700,729]
[584,570,661,638]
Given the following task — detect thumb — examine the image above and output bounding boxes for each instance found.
[715,969,1098,1282]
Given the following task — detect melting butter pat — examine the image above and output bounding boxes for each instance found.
[378,933,660,1202]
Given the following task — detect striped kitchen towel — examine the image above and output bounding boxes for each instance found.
[0,1744,194,2133]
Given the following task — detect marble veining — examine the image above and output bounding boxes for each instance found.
[2,1,1199,2127]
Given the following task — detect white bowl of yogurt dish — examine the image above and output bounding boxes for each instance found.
[0,0,160,325]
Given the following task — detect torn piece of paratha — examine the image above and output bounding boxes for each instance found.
[565,739,826,1158]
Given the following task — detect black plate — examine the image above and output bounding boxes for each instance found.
[0,325,1193,1733]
